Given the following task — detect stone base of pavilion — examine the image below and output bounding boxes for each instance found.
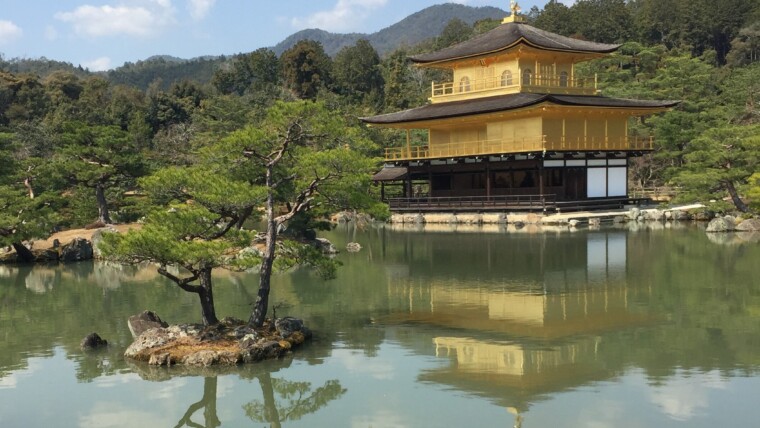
[389,204,706,226]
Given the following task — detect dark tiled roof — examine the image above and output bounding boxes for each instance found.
[372,166,408,181]
[361,94,679,125]
[411,22,620,64]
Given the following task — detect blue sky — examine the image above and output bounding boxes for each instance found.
[0,0,563,71]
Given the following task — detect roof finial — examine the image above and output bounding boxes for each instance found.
[511,0,521,15]
[503,0,524,23]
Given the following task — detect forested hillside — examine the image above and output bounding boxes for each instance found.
[1,0,760,250]
[105,56,223,90]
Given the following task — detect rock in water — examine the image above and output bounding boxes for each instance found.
[736,218,760,232]
[346,242,362,252]
[275,317,306,338]
[124,328,172,359]
[81,333,108,350]
[314,238,338,254]
[60,238,94,262]
[673,210,692,221]
[706,217,736,233]
[128,310,169,338]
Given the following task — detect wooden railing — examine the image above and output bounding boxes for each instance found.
[387,195,653,213]
[629,186,680,202]
[431,73,597,101]
[385,135,654,161]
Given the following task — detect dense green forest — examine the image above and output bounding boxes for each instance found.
[2,0,760,250]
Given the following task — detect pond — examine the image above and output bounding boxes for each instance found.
[1,222,759,427]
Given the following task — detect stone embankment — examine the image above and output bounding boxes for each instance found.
[388,204,710,227]
[0,225,136,264]
[0,223,341,264]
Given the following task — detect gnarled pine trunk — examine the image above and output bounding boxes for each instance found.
[95,183,112,224]
[248,208,276,327]
[249,166,277,328]
[198,267,219,326]
[724,180,749,213]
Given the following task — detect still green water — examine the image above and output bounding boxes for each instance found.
[1,222,759,427]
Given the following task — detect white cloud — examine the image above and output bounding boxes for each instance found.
[55,0,176,38]
[648,370,728,422]
[333,348,395,380]
[188,0,216,21]
[291,0,388,32]
[0,20,23,45]
[83,57,113,71]
[0,357,42,390]
[79,402,174,428]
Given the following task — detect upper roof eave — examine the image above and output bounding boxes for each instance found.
[360,94,679,126]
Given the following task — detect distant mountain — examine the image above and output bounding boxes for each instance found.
[272,3,507,56]
[2,4,506,90]
[273,29,366,58]
[142,55,189,63]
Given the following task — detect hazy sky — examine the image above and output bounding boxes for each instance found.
[0,0,565,71]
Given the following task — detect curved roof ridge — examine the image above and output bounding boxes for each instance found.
[520,25,619,52]
[411,22,620,65]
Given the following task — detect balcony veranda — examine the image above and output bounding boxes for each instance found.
[384,135,654,161]
[431,74,598,102]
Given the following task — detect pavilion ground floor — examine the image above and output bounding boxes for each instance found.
[375,152,651,213]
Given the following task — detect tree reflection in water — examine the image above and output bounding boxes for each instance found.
[244,373,346,427]
[174,377,221,428]
[166,371,345,428]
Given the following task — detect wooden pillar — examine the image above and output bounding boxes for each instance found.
[428,169,433,197]
[605,118,609,149]
[381,182,386,201]
[539,159,545,211]
[486,159,491,197]
[539,161,545,195]
[406,129,411,157]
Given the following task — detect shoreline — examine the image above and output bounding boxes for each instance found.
[387,203,707,226]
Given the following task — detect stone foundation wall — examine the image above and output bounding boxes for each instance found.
[389,212,542,225]
[387,206,706,226]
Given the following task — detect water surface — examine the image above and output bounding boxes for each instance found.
[1,223,759,427]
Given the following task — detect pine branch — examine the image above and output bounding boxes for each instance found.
[157,265,201,294]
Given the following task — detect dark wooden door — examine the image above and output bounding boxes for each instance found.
[564,168,586,200]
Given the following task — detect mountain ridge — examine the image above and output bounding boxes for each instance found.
[1,4,507,89]
[272,4,506,56]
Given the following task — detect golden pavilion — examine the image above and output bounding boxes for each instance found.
[363,1,677,213]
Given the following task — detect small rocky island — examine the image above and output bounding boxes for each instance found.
[124,311,311,367]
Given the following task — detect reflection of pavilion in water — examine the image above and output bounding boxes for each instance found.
[384,231,658,415]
